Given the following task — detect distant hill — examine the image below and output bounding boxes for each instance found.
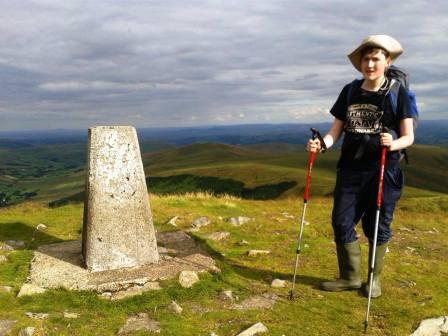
[1,120,448,146]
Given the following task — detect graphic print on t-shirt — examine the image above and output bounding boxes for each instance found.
[345,103,383,134]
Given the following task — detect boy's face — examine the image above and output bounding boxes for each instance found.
[360,49,391,82]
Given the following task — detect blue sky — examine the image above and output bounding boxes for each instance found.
[0,0,446,130]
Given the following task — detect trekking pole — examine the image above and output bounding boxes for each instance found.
[363,128,388,332]
[288,128,326,300]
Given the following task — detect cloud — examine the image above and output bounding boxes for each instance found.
[0,0,447,130]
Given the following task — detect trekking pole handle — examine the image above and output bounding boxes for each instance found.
[310,128,327,153]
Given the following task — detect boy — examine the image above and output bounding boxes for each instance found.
[307,35,418,297]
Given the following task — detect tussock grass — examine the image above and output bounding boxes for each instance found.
[150,191,241,200]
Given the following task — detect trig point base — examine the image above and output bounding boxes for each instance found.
[82,126,159,272]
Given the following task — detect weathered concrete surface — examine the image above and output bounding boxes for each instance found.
[27,231,219,293]
[82,126,158,272]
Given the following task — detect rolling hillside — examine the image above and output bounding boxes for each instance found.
[0,140,447,207]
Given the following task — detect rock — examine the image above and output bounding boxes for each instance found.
[63,312,80,319]
[0,255,7,263]
[0,286,13,293]
[25,312,49,320]
[226,216,251,226]
[232,293,278,311]
[2,240,26,250]
[247,250,271,257]
[36,224,48,231]
[111,281,162,301]
[219,290,235,302]
[271,279,286,288]
[118,313,161,334]
[191,216,210,229]
[19,327,35,336]
[100,292,112,299]
[236,322,268,336]
[206,232,230,242]
[410,316,448,336]
[17,284,47,297]
[210,333,219,336]
[237,240,250,246]
[179,271,199,288]
[0,320,16,336]
[168,301,183,314]
[166,216,179,227]
[281,212,295,219]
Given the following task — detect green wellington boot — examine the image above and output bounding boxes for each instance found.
[322,240,362,291]
[364,242,388,298]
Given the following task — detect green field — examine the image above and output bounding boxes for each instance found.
[0,141,447,335]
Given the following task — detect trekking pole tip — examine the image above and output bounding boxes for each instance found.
[288,290,295,301]
[363,320,368,333]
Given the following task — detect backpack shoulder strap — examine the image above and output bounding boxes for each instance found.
[387,78,401,115]
[346,79,363,106]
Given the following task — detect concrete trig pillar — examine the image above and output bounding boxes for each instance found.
[82,126,159,272]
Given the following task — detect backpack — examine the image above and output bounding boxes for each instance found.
[346,65,418,163]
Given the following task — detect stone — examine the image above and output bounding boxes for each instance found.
[0,286,13,293]
[226,216,251,226]
[237,240,250,246]
[36,224,48,231]
[63,312,80,319]
[247,250,271,257]
[0,320,16,336]
[191,216,210,229]
[281,212,295,219]
[232,293,278,311]
[118,313,160,334]
[206,232,230,242]
[19,327,35,336]
[167,301,183,314]
[17,284,47,297]
[179,271,200,288]
[2,240,25,250]
[110,282,161,301]
[167,216,179,226]
[271,279,286,288]
[236,322,268,336]
[25,312,49,320]
[0,255,7,263]
[410,316,448,336]
[219,290,235,302]
[82,126,159,272]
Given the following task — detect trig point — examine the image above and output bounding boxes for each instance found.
[82,126,159,272]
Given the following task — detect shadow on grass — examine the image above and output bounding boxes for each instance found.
[190,234,327,290]
[0,222,65,250]
[0,221,87,270]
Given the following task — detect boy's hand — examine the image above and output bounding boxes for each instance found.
[306,139,321,152]
[380,132,393,149]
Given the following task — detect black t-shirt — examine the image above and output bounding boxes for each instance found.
[330,80,414,169]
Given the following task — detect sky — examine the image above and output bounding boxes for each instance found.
[1,0,447,131]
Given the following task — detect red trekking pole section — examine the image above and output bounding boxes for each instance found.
[304,151,315,203]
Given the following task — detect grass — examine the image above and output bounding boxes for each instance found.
[1,193,447,335]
